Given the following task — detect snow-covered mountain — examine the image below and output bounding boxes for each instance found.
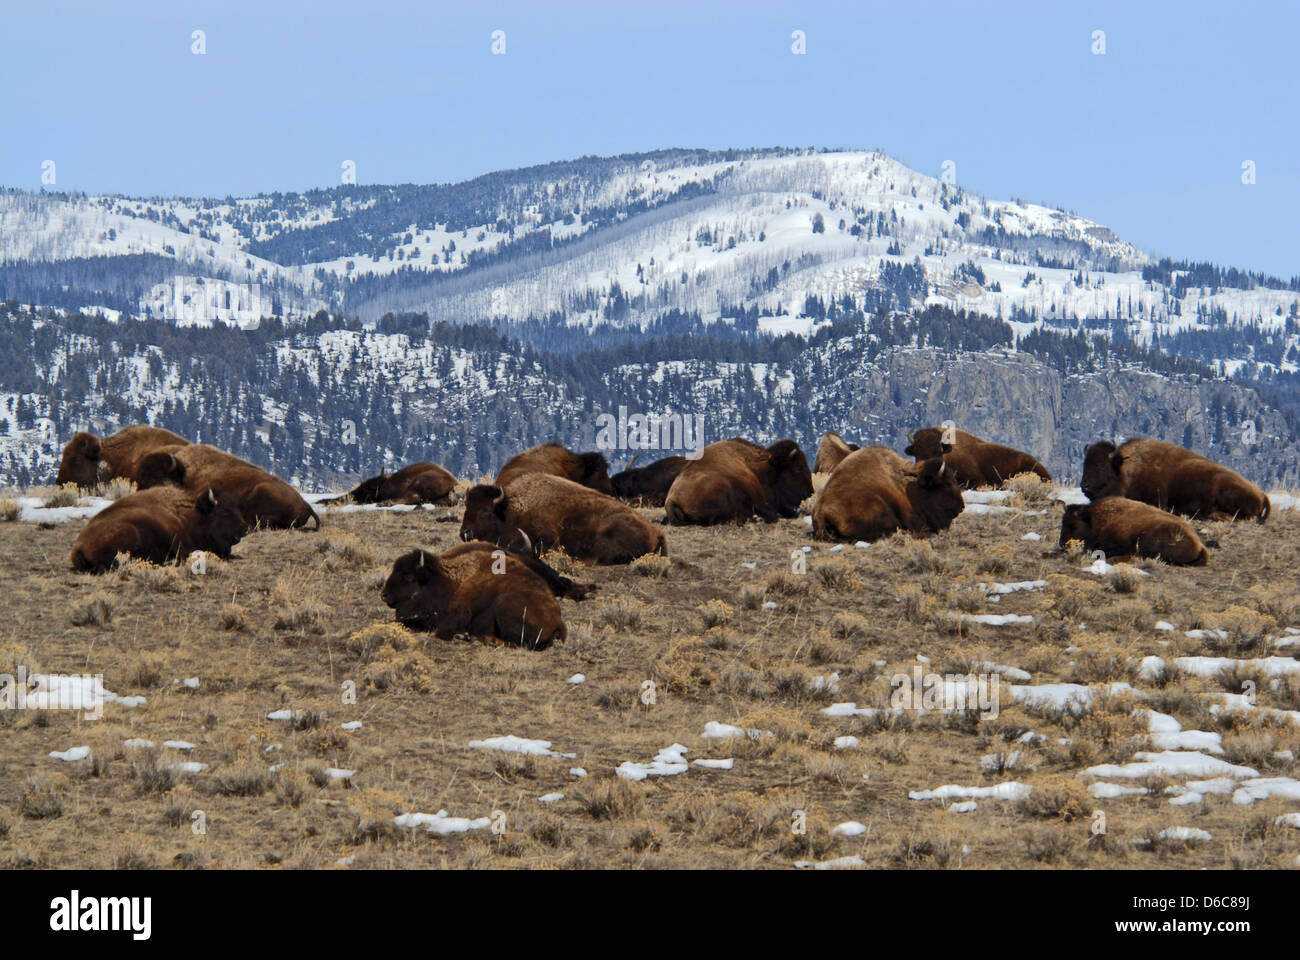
[1,147,1298,490]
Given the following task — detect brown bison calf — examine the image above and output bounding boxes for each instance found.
[380,543,573,649]
[664,438,813,525]
[813,446,964,542]
[812,431,860,474]
[137,444,319,530]
[1081,438,1269,522]
[325,462,457,506]
[1059,499,1208,566]
[56,425,190,489]
[461,474,666,564]
[610,455,690,506]
[905,426,1051,488]
[70,487,248,573]
[495,443,614,494]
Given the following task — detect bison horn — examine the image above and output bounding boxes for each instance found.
[417,552,425,567]
[938,461,946,477]
[625,455,640,471]
[516,529,532,552]
[206,488,217,505]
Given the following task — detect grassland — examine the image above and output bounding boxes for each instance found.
[1,478,1299,870]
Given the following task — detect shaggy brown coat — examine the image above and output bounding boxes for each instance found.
[495,443,614,493]
[56,425,190,489]
[70,486,248,573]
[1059,498,1209,565]
[813,446,965,542]
[1080,438,1268,521]
[460,473,666,564]
[905,426,1051,488]
[663,438,813,525]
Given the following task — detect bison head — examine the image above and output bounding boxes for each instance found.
[766,440,814,517]
[460,485,532,552]
[1080,442,1125,501]
[348,471,392,504]
[913,457,965,531]
[1059,503,1093,549]
[56,432,105,489]
[381,549,451,630]
[610,455,642,498]
[191,487,248,559]
[137,450,186,489]
[575,451,614,494]
[904,428,953,460]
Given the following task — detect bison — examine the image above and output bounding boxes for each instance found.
[136,444,320,530]
[380,543,576,649]
[495,443,613,494]
[664,438,813,525]
[1059,499,1208,566]
[905,426,1051,488]
[813,446,964,542]
[56,425,190,489]
[812,431,860,474]
[610,454,689,506]
[461,473,666,564]
[70,486,248,573]
[1080,438,1269,522]
[324,462,457,506]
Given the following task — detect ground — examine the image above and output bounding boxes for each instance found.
[1,477,1299,870]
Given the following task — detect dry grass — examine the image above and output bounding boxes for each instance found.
[2,493,1299,869]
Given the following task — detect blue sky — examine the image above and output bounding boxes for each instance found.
[3,0,1296,275]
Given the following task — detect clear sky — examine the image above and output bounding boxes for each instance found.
[3,0,1296,275]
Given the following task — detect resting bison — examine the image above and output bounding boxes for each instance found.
[70,487,248,573]
[905,426,1051,488]
[812,431,860,474]
[664,438,813,525]
[610,455,689,506]
[1060,499,1208,566]
[461,474,666,564]
[380,543,577,649]
[56,425,190,489]
[1080,439,1268,522]
[813,446,964,542]
[495,443,613,494]
[137,444,320,530]
[325,462,457,506]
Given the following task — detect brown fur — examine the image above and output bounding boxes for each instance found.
[812,431,859,474]
[461,474,666,564]
[610,455,690,506]
[137,444,319,530]
[325,462,457,506]
[56,425,190,489]
[905,426,1051,488]
[664,438,813,525]
[380,544,569,649]
[1060,499,1209,566]
[495,443,613,494]
[1081,438,1269,522]
[70,486,248,573]
[813,446,965,542]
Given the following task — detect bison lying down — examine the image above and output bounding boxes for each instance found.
[56,425,190,489]
[495,443,613,494]
[610,455,689,506]
[137,444,319,530]
[381,542,591,649]
[70,487,248,573]
[1081,438,1268,522]
[813,446,964,542]
[905,426,1051,488]
[812,431,859,475]
[461,473,666,564]
[325,462,457,506]
[664,438,813,525]
[1060,499,1208,566]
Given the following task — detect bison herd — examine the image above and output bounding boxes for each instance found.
[53,421,1273,648]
